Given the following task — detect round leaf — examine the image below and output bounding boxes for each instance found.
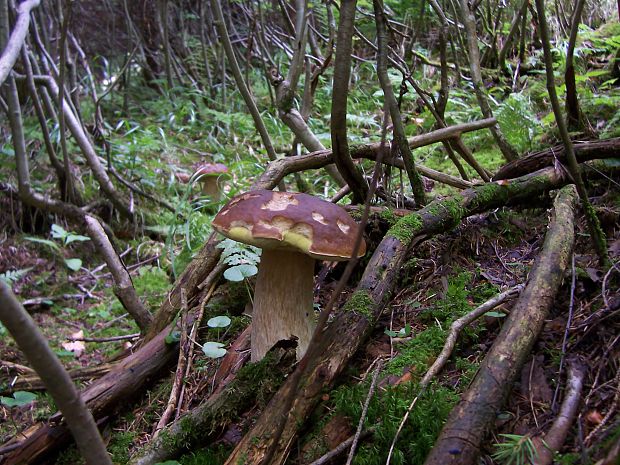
[202,341,227,358]
[64,258,82,271]
[224,264,258,282]
[208,315,231,328]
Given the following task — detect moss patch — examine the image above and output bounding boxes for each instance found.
[343,290,375,320]
[386,213,423,244]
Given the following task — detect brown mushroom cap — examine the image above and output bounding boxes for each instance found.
[195,163,229,177]
[212,190,366,261]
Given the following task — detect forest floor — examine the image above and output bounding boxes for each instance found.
[1,166,619,464]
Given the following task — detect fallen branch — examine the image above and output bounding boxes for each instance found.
[0,282,112,465]
[385,284,526,464]
[532,358,587,465]
[424,184,578,465]
[1,318,184,464]
[420,284,524,388]
[493,137,620,180]
[3,363,116,393]
[128,335,295,465]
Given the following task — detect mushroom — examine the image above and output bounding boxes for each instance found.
[212,189,366,362]
[194,163,229,200]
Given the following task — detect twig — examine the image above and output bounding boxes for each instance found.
[601,259,620,309]
[533,358,587,465]
[153,289,189,437]
[0,0,40,85]
[386,284,524,465]
[585,365,620,446]
[67,334,139,343]
[308,429,375,465]
[346,360,383,465]
[176,282,216,419]
[420,284,524,388]
[552,253,577,410]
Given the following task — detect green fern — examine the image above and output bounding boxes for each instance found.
[0,268,32,284]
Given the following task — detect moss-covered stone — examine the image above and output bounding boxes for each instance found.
[342,289,375,320]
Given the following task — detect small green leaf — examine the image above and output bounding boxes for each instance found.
[202,341,227,358]
[24,236,61,252]
[165,330,181,344]
[484,311,506,318]
[224,264,258,282]
[65,234,90,245]
[384,329,399,338]
[207,316,231,328]
[54,349,76,358]
[51,224,68,240]
[0,391,37,407]
[64,258,82,271]
[154,461,181,465]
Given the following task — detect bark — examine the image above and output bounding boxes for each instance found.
[223,167,571,465]
[0,282,112,465]
[424,184,578,465]
[1,319,181,464]
[331,0,368,203]
[493,137,620,180]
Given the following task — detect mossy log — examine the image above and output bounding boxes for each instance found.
[423,184,578,465]
[223,167,570,465]
[493,137,620,180]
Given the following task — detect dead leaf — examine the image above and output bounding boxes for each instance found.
[586,267,604,283]
[585,410,604,425]
[520,356,552,404]
[62,330,86,357]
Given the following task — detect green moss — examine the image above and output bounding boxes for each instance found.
[178,444,231,464]
[159,349,293,453]
[343,290,375,320]
[326,381,458,465]
[108,430,138,463]
[386,213,423,243]
[378,208,399,227]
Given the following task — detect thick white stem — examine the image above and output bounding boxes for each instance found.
[252,249,315,362]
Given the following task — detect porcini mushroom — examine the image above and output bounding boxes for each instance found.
[194,163,229,200]
[212,190,366,362]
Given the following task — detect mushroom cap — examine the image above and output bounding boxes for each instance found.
[212,190,366,261]
[195,163,229,177]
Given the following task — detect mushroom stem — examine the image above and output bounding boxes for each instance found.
[200,177,221,200]
[252,249,315,362]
